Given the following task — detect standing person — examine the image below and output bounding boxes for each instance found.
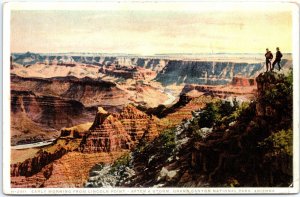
[272,47,283,71]
[265,48,273,72]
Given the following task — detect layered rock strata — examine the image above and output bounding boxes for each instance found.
[11,151,128,188]
[80,105,159,153]
[180,76,257,100]
[10,90,95,145]
[115,104,159,142]
[11,74,128,107]
[79,107,132,153]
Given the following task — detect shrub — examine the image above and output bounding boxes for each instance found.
[259,129,293,157]
[110,153,131,174]
[159,129,176,152]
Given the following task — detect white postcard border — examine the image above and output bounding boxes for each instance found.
[2,0,300,194]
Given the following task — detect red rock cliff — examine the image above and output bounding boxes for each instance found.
[114,104,159,142]
[79,107,132,153]
[80,105,159,153]
[231,77,257,86]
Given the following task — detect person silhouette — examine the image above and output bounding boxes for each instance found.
[272,47,283,71]
[265,48,273,72]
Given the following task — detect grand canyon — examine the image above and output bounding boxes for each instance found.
[10,52,293,188]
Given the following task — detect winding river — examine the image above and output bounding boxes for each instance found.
[11,139,55,150]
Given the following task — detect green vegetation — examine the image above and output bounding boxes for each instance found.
[159,129,176,153]
[109,153,131,175]
[187,71,293,186]
[197,102,220,128]
[195,99,244,129]
[229,102,250,120]
[259,129,293,157]
[135,128,176,156]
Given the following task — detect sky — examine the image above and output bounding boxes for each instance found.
[10,2,295,55]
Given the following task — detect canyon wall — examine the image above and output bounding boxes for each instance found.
[11,90,96,145]
[12,52,167,72]
[155,61,262,86]
[180,76,257,99]
[11,74,129,107]
[114,104,159,142]
[12,52,292,88]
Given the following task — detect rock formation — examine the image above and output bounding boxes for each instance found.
[10,52,293,188]
[155,60,290,86]
[60,122,93,139]
[80,105,159,153]
[10,104,158,188]
[79,107,132,153]
[115,104,159,142]
[11,74,129,107]
[232,76,257,86]
[180,76,257,101]
[12,52,167,72]
[155,61,260,86]
[99,65,156,80]
[11,151,127,188]
[255,72,293,129]
[11,147,67,177]
[10,90,95,145]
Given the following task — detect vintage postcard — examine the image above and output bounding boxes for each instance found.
[2,1,300,194]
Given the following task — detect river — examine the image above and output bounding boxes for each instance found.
[11,139,55,150]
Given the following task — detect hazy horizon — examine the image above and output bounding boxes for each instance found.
[11,51,293,55]
[11,2,294,55]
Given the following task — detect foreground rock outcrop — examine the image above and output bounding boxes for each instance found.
[11,151,127,188]
[11,147,68,177]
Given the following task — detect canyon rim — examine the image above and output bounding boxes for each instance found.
[2,1,300,195]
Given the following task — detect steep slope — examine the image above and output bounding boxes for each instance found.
[86,71,293,187]
[137,94,216,131]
